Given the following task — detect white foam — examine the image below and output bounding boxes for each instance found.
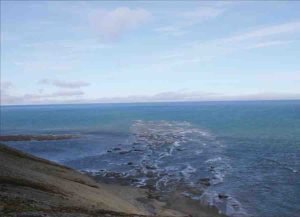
[199,190,249,217]
[181,164,197,179]
[205,157,222,163]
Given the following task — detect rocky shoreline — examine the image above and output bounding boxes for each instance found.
[0,143,225,217]
[0,134,78,142]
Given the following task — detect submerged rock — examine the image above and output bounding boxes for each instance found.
[145,165,157,170]
[218,193,228,199]
[199,178,211,186]
[119,150,131,155]
[133,149,143,152]
[113,147,121,151]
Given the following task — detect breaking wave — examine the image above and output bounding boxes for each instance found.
[66,120,247,216]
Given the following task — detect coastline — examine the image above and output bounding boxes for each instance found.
[0,143,225,217]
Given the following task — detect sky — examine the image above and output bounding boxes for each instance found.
[1,1,300,105]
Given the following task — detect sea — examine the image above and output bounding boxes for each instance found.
[1,100,300,217]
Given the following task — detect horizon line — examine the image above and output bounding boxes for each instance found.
[1,98,300,107]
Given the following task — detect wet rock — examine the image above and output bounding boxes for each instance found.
[145,165,156,170]
[209,166,214,171]
[199,178,211,186]
[133,149,143,152]
[107,150,112,153]
[176,148,184,151]
[113,147,121,151]
[119,150,131,155]
[127,162,133,165]
[218,193,228,199]
[104,171,122,178]
[146,171,156,178]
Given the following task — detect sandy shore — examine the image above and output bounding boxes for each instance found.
[0,143,225,217]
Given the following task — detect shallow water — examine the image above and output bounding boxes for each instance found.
[1,101,300,216]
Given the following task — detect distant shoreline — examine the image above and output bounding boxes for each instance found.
[1,98,299,107]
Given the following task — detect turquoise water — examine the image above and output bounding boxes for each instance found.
[1,100,300,216]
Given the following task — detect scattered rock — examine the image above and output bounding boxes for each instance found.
[218,193,228,199]
[119,151,131,155]
[127,162,133,166]
[133,149,143,152]
[199,178,210,186]
[113,147,121,151]
[145,165,156,170]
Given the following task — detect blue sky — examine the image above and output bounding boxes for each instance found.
[1,1,300,105]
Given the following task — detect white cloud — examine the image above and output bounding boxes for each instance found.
[90,7,151,40]
[246,40,293,49]
[23,39,109,51]
[14,60,73,72]
[2,86,299,105]
[1,80,87,105]
[155,6,225,37]
[39,79,90,89]
[153,20,300,70]
[1,89,85,105]
[84,91,300,104]
[224,21,300,43]
[154,26,186,37]
[181,6,224,25]
[24,90,85,99]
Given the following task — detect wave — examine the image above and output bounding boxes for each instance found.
[69,120,247,217]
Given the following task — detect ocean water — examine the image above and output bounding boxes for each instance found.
[1,100,300,217]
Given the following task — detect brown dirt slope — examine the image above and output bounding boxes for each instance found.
[0,143,225,217]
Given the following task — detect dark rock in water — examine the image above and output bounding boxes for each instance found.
[209,166,214,171]
[107,150,112,153]
[176,148,184,151]
[199,178,211,186]
[113,147,121,151]
[104,171,123,179]
[218,193,228,199]
[133,149,143,152]
[145,165,156,170]
[127,162,133,165]
[146,171,156,178]
[119,150,131,155]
